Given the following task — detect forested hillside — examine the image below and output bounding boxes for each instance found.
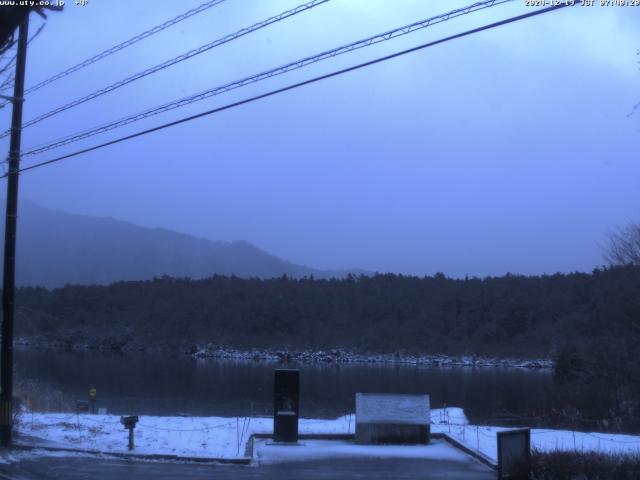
[13,266,640,359]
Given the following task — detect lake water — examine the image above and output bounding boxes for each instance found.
[14,348,555,426]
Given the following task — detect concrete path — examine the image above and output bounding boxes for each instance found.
[0,456,496,479]
[0,439,496,479]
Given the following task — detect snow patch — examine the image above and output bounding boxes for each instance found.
[12,408,640,463]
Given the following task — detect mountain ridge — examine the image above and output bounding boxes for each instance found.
[0,200,366,288]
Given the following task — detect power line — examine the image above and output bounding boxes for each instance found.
[12,0,229,100]
[22,0,514,157]
[0,0,329,138]
[26,22,45,46]
[0,75,14,93]
[0,52,17,79]
[3,2,575,180]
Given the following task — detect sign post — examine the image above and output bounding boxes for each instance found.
[89,386,97,414]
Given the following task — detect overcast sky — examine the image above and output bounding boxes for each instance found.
[0,0,638,277]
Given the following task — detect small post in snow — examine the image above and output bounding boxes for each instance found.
[89,386,97,414]
[120,416,139,450]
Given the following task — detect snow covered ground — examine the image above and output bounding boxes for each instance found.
[432,408,640,461]
[16,412,354,459]
[14,408,640,462]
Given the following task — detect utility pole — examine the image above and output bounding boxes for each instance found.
[1,12,29,448]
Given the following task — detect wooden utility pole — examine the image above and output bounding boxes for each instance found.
[1,11,29,448]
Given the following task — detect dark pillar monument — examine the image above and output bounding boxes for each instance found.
[273,369,299,443]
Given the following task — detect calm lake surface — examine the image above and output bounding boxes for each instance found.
[14,348,555,425]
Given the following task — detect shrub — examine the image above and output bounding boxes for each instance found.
[529,449,640,480]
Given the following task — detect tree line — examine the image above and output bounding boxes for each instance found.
[10,266,638,358]
[7,265,640,430]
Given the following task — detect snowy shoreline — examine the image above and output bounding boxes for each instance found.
[190,346,553,369]
[15,338,552,369]
[14,408,640,462]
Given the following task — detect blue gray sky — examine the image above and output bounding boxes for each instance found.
[1,0,639,277]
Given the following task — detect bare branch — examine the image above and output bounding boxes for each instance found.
[604,221,640,266]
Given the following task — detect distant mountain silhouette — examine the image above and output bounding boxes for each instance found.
[0,200,364,288]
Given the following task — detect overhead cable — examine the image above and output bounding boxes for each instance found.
[22,0,513,156]
[17,0,229,98]
[0,0,329,138]
[4,2,576,179]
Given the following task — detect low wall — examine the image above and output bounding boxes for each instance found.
[356,423,430,445]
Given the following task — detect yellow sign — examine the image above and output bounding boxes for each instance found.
[89,388,97,400]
